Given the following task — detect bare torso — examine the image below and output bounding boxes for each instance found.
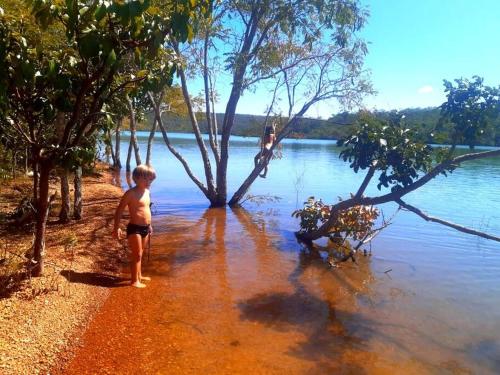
[127,187,151,225]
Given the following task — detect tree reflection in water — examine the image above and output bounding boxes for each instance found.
[63,206,474,374]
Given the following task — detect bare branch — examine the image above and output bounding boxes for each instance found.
[397,199,500,243]
[9,120,34,145]
[243,53,327,88]
[208,73,219,147]
[174,43,216,196]
[203,24,221,165]
[148,92,210,198]
[354,208,399,250]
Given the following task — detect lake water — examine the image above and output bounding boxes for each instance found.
[113,132,500,373]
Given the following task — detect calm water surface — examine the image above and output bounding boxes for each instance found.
[100,132,500,373]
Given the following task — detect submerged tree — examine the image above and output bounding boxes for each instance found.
[151,0,372,207]
[295,77,500,258]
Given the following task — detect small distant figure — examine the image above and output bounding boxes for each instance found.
[112,165,156,288]
[254,124,276,178]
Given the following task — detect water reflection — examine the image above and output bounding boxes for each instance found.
[63,204,492,374]
[79,132,500,374]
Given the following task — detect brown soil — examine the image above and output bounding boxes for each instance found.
[0,163,127,375]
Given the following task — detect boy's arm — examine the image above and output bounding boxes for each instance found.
[112,192,130,239]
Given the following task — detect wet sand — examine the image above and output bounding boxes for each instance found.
[59,208,480,374]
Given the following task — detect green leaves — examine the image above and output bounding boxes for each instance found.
[292,196,379,241]
[338,113,433,191]
[1,0,206,166]
[95,4,107,22]
[440,76,500,149]
[106,49,117,66]
[78,31,101,59]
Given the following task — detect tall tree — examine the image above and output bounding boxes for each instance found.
[152,0,372,207]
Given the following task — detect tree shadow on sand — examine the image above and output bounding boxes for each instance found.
[60,270,129,288]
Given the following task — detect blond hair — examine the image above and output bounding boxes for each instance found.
[132,164,156,183]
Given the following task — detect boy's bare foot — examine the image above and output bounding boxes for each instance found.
[131,281,147,288]
[140,276,151,281]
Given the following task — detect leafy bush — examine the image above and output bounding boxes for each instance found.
[292,196,379,241]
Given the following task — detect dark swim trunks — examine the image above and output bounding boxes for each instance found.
[126,223,151,238]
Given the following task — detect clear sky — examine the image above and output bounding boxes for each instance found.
[186,1,500,118]
[360,0,500,112]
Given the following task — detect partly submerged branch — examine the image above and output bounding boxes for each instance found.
[396,199,500,243]
[353,208,399,250]
[299,148,500,241]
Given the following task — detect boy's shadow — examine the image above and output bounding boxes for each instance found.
[60,270,129,288]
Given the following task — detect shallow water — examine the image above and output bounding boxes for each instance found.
[65,133,500,374]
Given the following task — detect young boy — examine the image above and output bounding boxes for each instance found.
[112,165,156,288]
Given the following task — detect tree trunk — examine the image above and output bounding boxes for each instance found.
[32,148,39,204]
[216,73,247,206]
[127,96,142,166]
[228,164,267,207]
[176,61,216,197]
[114,118,122,169]
[126,137,133,172]
[59,168,71,223]
[73,166,82,220]
[32,159,52,276]
[107,129,116,167]
[146,117,156,166]
[25,147,29,175]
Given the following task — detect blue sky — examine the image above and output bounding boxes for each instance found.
[186,1,500,119]
[360,0,500,112]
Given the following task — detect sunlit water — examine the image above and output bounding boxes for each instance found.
[66,132,500,374]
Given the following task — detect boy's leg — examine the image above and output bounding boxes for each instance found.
[127,234,146,288]
[259,151,270,178]
[139,234,151,281]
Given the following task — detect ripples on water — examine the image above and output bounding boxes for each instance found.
[114,132,500,374]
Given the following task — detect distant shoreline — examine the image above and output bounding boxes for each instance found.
[122,130,500,150]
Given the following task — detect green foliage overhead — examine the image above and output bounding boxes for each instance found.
[0,0,209,166]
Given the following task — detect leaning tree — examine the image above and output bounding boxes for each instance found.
[294,77,500,258]
[0,0,208,275]
[149,0,373,207]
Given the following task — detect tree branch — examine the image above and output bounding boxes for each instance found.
[355,165,375,198]
[300,149,500,240]
[397,199,500,242]
[148,92,211,199]
[203,23,221,165]
[174,43,216,197]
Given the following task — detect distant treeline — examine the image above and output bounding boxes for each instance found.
[138,107,500,146]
